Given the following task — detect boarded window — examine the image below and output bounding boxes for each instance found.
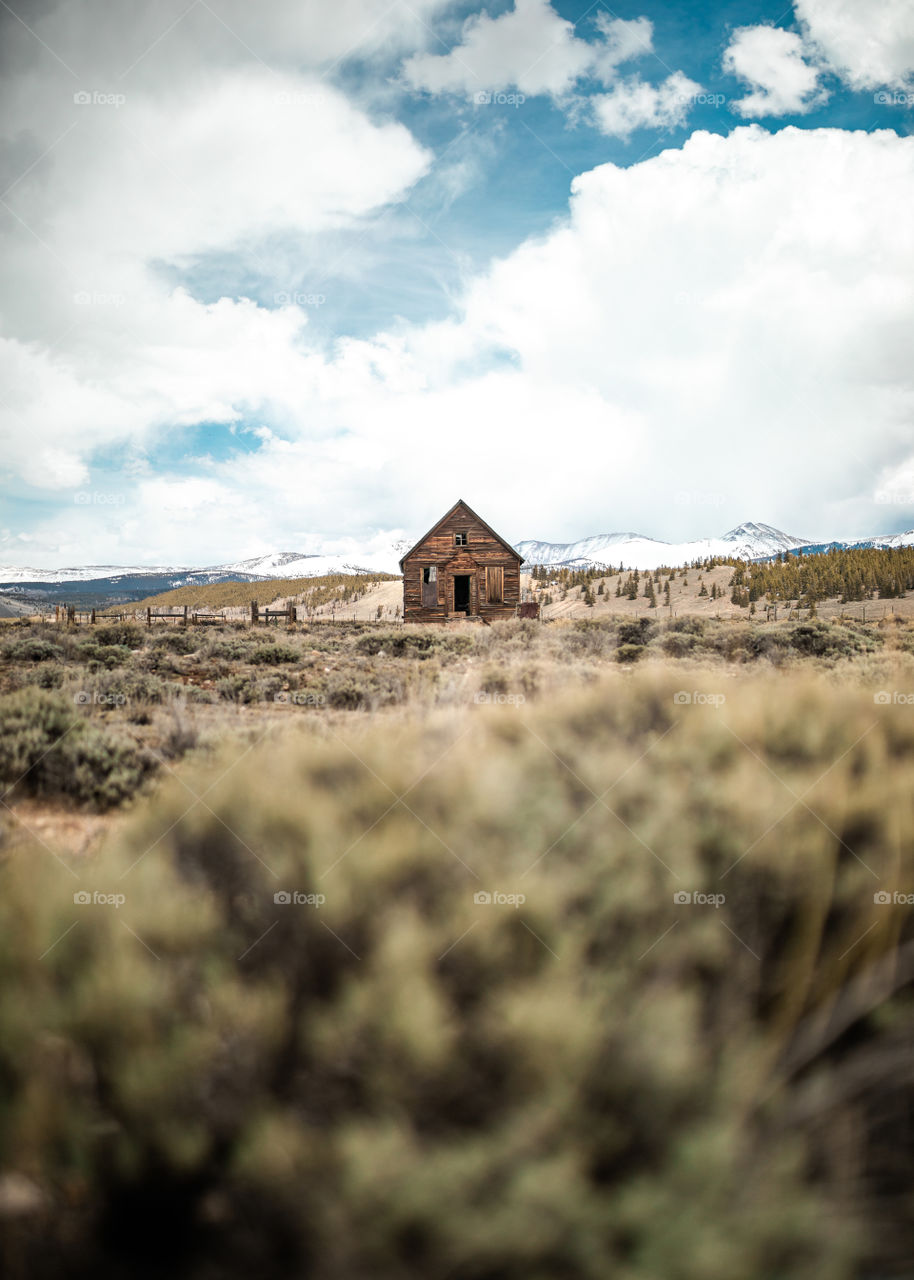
[486,565,504,604]
[421,564,437,607]
[454,532,467,546]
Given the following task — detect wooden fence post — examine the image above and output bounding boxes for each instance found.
[183,605,188,627]
[251,601,258,626]
[146,608,151,627]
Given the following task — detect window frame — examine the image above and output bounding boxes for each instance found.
[421,563,438,607]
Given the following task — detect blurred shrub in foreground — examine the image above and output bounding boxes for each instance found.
[2,673,914,1277]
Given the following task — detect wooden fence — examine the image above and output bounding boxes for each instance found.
[251,601,297,624]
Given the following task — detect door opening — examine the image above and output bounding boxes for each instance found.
[453,575,471,614]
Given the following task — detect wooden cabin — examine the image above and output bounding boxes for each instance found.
[400,500,524,623]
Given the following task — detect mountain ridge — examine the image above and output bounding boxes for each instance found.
[4,523,914,592]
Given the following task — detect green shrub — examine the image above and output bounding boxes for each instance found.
[666,616,706,636]
[660,632,697,657]
[786,620,876,658]
[151,630,200,655]
[248,643,300,665]
[0,688,156,809]
[74,641,132,669]
[6,674,914,1276]
[1,636,63,662]
[357,630,439,658]
[19,662,66,689]
[94,622,145,648]
[215,673,286,704]
[84,669,180,706]
[617,618,655,646]
[615,642,644,663]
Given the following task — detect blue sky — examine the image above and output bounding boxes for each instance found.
[1,0,913,566]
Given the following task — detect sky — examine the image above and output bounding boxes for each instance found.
[0,0,913,567]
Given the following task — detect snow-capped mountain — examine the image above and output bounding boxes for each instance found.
[0,563,190,585]
[212,550,397,577]
[515,523,912,571]
[4,524,914,604]
[0,550,399,587]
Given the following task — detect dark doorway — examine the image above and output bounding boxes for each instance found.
[453,575,470,614]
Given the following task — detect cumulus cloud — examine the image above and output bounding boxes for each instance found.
[723,25,828,116]
[0,36,431,495]
[402,1,660,99]
[591,71,704,139]
[795,0,914,91]
[4,0,914,565]
[11,121,914,563]
[402,0,590,98]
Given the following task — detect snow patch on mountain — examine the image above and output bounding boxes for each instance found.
[518,522,818,570]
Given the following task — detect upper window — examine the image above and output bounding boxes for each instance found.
[454,532,468,546]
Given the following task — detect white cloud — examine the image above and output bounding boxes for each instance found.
[4,0,914,565]
[402,1,657,99]
[723,25,827,116]
[0,0,453,87]
[591,72,703,139]
[402,0,591,98]
[795,0,914,91]
[591,14,655,78]
[12,126,914,563]
[0,61,431,492]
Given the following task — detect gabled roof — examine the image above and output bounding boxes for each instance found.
[398,499,525,570]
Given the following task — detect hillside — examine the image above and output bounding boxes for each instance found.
[45,554,914,629]
[116,573,394,616]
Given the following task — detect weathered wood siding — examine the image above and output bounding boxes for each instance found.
[402,502,522,623]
